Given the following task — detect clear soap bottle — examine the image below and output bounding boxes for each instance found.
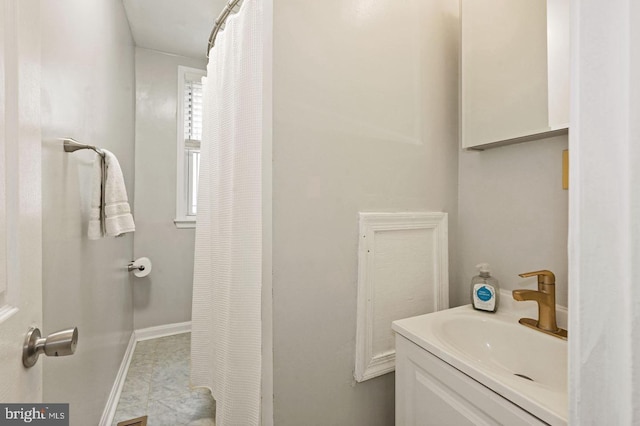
[471,263,499,312]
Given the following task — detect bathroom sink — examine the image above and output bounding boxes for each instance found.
[435,311,567,391]
[393,301,568,425]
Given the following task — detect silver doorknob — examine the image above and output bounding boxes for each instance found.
[23,326,78,368]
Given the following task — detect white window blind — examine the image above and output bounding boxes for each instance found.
[184,80,203,142]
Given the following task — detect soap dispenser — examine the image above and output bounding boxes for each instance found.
[471,263,499,312]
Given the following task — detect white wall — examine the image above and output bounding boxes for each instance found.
[40,0,135,424]
[133,48,206,330]
[456,135,569,307]
[272,0,459,424]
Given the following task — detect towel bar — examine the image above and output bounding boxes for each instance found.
[62,138,105,158]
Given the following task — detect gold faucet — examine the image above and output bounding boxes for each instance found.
[512,270,567,340]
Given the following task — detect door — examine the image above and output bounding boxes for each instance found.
[0,0,43,401]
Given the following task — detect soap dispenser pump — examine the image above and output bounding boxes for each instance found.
[471,263,499,312]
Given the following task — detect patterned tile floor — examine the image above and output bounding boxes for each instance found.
[112,333,216,426]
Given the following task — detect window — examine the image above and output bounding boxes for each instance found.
[176,66,206,228]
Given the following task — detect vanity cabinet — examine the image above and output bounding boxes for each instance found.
[395,335,546,425]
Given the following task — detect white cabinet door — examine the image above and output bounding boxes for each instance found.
[0,0,43,402]
[395,336,546,426]
[460,0,570,149]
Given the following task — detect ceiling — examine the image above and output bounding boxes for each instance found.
[122,0,227,59]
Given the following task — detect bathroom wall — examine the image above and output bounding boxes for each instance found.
[272,0,460,424]
[40,0,135,424]
[133,48,206,330]
[456,135,569,307]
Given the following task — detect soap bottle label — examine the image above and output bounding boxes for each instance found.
[473,284,496,311]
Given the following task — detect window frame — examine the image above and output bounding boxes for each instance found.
[175,66,206,229]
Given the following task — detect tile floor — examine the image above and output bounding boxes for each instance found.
[112,333,216,426]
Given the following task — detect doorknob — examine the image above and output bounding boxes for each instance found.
[22,326,78,368]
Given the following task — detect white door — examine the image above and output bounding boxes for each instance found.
[0,0,43,402]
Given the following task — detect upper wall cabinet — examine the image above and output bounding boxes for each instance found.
[461,0,569,150]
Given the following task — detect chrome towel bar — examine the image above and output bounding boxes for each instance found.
[62,138,105,158]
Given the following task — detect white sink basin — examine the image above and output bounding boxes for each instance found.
[393,303,568,425]
[436,311,567,391]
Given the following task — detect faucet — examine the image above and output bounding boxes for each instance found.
[512,270,567,340]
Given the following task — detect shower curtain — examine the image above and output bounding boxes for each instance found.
[191,0,263,424]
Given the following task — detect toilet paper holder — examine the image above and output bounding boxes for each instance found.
[127,257,152,278]
[127,263,145,272]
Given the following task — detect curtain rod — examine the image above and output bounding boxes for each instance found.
[206,0,243,58]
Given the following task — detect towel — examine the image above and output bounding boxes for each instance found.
[88,149,135,240]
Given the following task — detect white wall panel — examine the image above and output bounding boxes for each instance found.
[355,212,448,382]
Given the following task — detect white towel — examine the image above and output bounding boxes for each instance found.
[88,149,135,240]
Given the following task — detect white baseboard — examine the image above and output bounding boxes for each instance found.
[134,321,191,341]
[99,332,136,426]
[98,321,192,426]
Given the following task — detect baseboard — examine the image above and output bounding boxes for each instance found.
[99,332,137,426]
[134,321,191,341]
[99,321,192,426]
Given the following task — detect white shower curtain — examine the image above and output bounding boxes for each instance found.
[191,0,263,424]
